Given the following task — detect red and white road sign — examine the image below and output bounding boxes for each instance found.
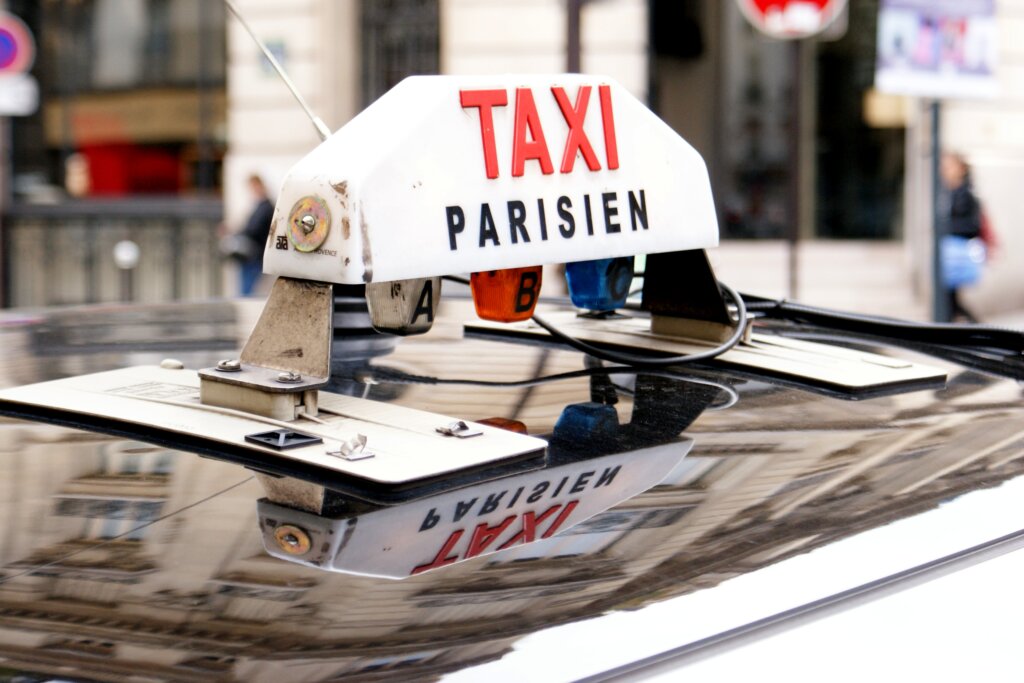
[0,11,34,73]
[737,0,848,39]
[0,12,37,116]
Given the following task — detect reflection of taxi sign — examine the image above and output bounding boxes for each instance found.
[257,441,692,578]
[263,74,718,331]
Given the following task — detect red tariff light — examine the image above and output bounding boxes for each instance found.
[477,417,529,434]
[470,266,543,322]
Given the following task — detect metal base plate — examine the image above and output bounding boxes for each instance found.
[467,310,948,395]
[0,366,547,505]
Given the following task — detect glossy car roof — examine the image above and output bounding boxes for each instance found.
[0,297,1021,681]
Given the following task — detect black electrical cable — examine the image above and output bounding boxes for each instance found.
[530,280,748,367]
[742,294,1024,353]
[357,364,739,409]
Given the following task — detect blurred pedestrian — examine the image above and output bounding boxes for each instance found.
[939,152,984,322]
[223,174,274,296]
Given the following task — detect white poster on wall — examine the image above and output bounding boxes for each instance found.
[875,0,997,99]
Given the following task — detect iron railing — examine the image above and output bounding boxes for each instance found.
[1,198,223,308]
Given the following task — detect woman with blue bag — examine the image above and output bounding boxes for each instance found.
[940,152,985,322]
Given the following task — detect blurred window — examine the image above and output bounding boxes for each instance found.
[7,0,226,201]
[361,0,439,106]
[651,1,904,240]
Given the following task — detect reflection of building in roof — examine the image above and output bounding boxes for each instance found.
[1,331,1023,680]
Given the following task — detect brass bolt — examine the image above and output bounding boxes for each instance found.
[273,525,311,555]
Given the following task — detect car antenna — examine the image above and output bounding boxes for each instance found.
[223,0,331,142]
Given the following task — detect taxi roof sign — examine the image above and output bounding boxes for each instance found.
[264,74,719,285]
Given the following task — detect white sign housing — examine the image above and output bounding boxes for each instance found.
[263,74,719,284]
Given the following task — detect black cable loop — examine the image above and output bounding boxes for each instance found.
[530,281,747,367]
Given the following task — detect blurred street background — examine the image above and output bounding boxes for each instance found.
[0,0,1019,323]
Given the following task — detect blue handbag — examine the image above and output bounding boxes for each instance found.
[941,235,986,289]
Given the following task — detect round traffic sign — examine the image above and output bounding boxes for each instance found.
[0,11,34,73]
[737,0,847,40]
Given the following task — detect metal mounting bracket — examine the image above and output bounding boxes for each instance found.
[642,249,735,343]
[199,277,334,420]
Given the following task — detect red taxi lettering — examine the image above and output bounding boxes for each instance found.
[512,88,554,177]
[465,516,517,558]
[541,500,579,538]
[498,504,563,550]
[460,84,619,179]
[410,500,582,576]
[460,89,508,179]
[552,85,601,173]
[411,529,464,575]
[599,84,619,170]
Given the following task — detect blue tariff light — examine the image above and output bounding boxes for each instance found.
[565,256,635,311]
[553,403,619,444]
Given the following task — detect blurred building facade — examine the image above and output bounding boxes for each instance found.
[0,0,227,308]
[2,0,1023,320]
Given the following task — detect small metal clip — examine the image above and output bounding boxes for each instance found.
[327,434,375,461]
[436,420,483,439]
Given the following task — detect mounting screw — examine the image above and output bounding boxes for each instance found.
[273,525,311,556]
[277,371,303,383]
[300,214,316,234]
[216,359,242,372]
